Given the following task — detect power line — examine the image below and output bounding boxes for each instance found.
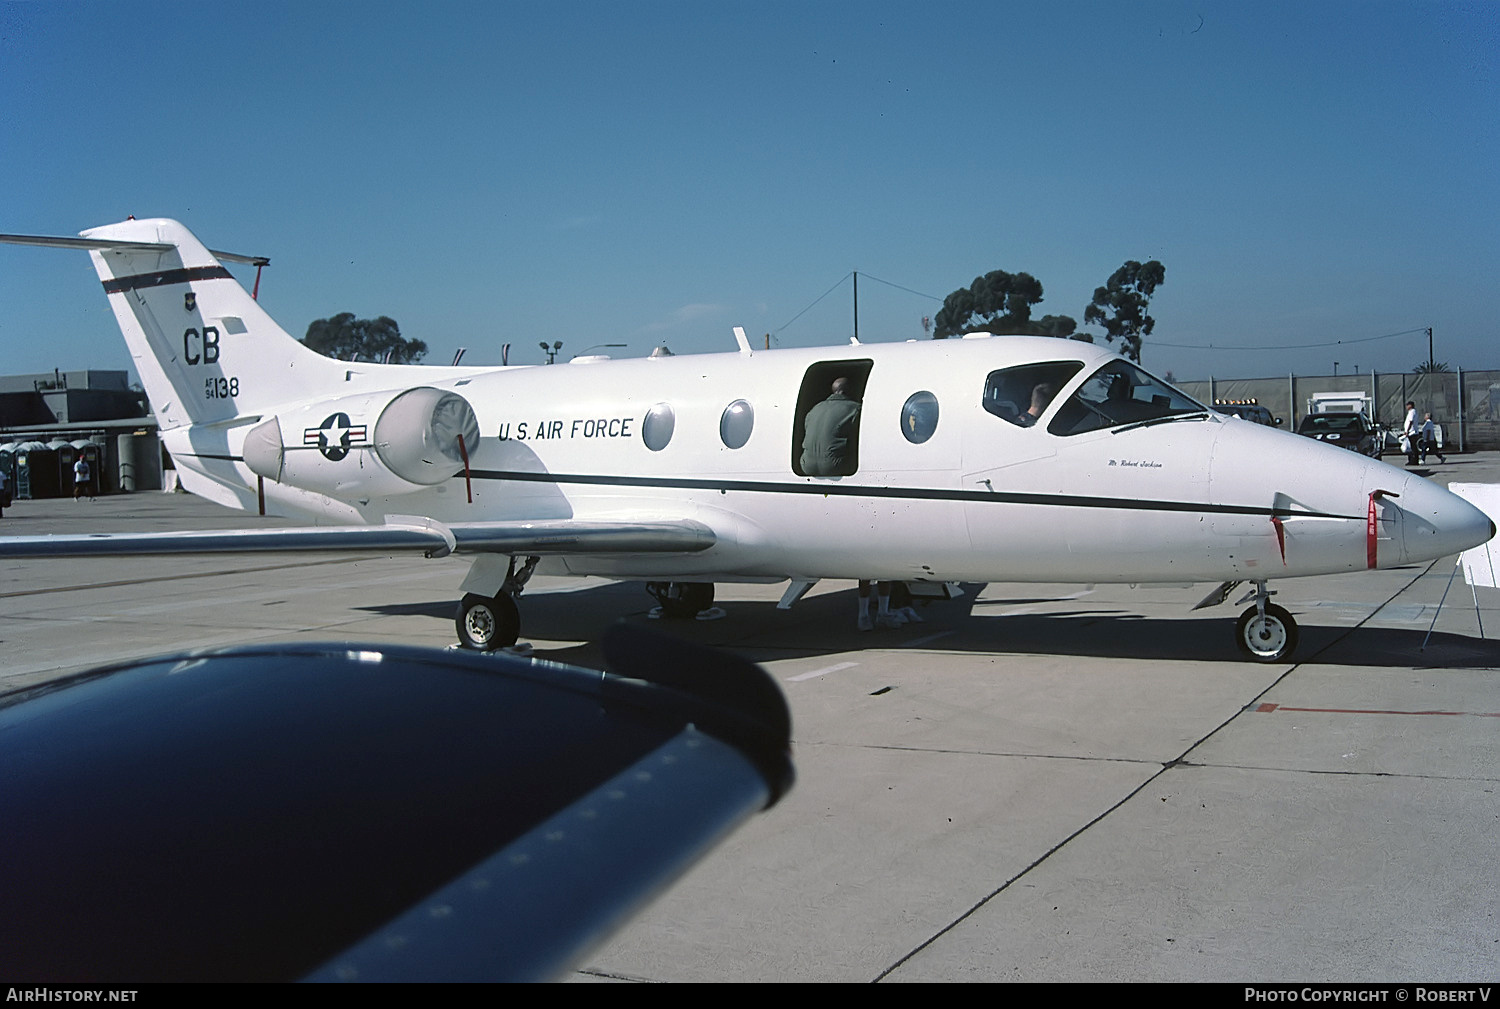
[1153,327,1430,353]
[774,272,851,335]
[774,271,941,336]
[856,272,942,303]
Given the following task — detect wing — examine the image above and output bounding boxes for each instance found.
[0,626,792,982]
[0,516,715,559]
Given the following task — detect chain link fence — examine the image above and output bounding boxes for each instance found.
[1175,370,1500,451]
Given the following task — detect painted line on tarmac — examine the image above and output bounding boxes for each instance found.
[1256,702,1500,718]
[787,661,859,682]
[0,556,373,599]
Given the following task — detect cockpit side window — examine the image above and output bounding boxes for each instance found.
[1046,360,1206,436]
[982,362,1084,428]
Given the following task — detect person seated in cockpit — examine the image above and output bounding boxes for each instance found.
[1018,383,1056,426]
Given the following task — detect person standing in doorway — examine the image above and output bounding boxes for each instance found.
[800,377,861,477]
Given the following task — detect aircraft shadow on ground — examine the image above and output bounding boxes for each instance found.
[358,582,1500,670]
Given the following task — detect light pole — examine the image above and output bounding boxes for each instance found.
[539,341,563,365]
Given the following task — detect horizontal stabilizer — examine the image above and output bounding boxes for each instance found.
[0,231,270,265]
[0,518,716,560]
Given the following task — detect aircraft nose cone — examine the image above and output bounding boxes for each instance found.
[1396,474,1495,564]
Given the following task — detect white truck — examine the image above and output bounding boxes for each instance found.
[1306,390,1376,421]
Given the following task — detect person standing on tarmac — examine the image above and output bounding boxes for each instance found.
[1403,401,1420,466]
[73,454,93,501]
[1420,412,1446,464]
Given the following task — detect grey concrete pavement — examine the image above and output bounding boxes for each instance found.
[1,455,1496,982]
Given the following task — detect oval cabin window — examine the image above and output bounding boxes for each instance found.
[642,402,676,451]
[900,391,939,444]
[719,400,754,449]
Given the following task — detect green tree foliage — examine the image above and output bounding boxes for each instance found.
[301,313,428,364]
[1082,260,1166,363]
[932,270,1078,339]
[1413,360,1451,373]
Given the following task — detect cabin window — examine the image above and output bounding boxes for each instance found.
[642,402,676,451]
[792,359,873,477]
[720,399,754,449]
[900,391,939,444]
[982,361,1084,428]
[1047,360,1205,436]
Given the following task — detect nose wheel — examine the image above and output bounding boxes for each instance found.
[1235,601,1298,662]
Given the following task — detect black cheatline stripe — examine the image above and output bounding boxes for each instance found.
[180,453,241,462]
[102,266,233,294]
[466,469,1362,521]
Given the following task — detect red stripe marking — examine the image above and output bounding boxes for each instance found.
[457,433,472,504]
[1367,493,1378,569]
[1256,703,1499,718]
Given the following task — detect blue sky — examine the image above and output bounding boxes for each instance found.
[2,1,1496,381]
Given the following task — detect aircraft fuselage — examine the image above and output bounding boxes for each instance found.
[176,336,1486,586]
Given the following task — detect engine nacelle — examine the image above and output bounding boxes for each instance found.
[243,387,480,499]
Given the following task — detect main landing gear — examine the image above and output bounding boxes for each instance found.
[645,581,715,619]
[1234,581,1299,662]
[455,556,538,651]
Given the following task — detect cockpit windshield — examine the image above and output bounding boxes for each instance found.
[1046,360,1207,436]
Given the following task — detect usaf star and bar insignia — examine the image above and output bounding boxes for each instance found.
[304,412,369,462]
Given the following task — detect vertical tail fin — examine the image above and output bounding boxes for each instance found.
[81,218,345,431]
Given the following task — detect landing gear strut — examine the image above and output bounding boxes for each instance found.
[1235,580,1298,662]
[645,581,715,619]
[455,556,538,651]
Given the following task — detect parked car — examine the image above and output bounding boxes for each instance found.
[1296,411,1380,457]
[1214,401,1282,427]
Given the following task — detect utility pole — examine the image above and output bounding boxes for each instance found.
[852,271,859,343]
[1427,327,1434,373]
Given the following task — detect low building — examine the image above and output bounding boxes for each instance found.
[0,370,164,499]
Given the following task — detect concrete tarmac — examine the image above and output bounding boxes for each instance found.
[2,455,1497,982]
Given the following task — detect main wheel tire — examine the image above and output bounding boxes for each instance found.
[646,581,715,619]
[456,592,520,651]
[1235,602,1298,662]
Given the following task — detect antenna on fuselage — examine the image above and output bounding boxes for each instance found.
[732,326,752,355]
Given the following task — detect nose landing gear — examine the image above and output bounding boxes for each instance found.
[1235,581,1298,662]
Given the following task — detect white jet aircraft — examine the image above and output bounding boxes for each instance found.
[1,219,1493,662]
